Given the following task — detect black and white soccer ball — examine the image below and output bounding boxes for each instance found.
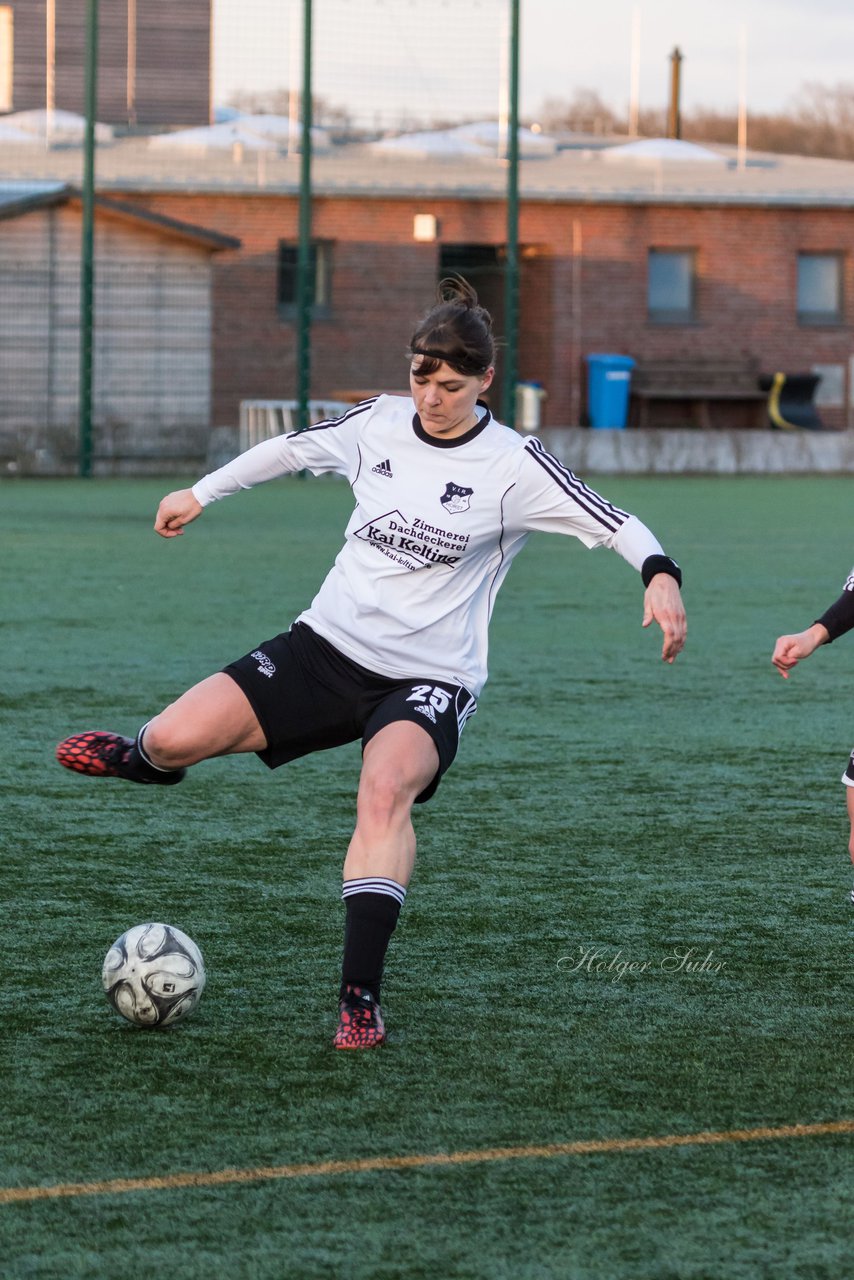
[102,923,206,1028]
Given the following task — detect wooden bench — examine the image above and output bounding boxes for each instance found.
[630,358,767,429]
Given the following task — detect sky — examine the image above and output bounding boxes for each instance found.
[212,0,854,125]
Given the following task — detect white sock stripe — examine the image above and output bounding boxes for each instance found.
[341,877,407,906]
[136,721,173,772]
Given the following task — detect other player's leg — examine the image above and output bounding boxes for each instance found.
[841,750,854,904]
[57,673,267,783]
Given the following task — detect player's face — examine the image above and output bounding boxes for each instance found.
[410,358,494,439]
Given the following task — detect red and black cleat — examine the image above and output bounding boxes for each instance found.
[333,985,386,1050]
[57,730,134,777]
[56,731,185,785]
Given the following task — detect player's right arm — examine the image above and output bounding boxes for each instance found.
[169,402,375,528]
[154,488,204,538]
[156,401,376,537]
[154,430,344,538]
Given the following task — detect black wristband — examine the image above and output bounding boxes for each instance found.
[641,554,682,588]
[815,590,854,643]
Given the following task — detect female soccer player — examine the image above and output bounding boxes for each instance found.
[772,572,854,900]
[58,278,686,1049]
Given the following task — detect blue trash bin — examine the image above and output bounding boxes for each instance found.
[585,353,636,428]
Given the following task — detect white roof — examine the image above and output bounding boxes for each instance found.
[369,130,487,159]
[0,121,36,143]
[0,179,67,207]
[454,120,558,157]
[149,116,331,154]
[2,129,854,209]
[5,109,114,143]
[602,137,727,164]
[369,121,558,160]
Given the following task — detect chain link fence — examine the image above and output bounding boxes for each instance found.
[0,0,514,474]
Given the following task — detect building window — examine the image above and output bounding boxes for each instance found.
[648,248,696,323]
[440,244,503,276]
[797,252,843,324]
[438,245,506,360]
[0,8,12,114]
[277,241,332,317]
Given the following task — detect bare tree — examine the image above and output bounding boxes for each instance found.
[533,82,854,161]
[787,82,854,159]
[227,88,354,134]
[536,89,623,136]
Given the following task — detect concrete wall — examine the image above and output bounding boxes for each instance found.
[534,427,854,474]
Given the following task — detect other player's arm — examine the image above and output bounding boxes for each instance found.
[771,623,830,678]
[772,575,854,677]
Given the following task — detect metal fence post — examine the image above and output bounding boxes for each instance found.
[501,0,520,429]
[78,0,99,477]
[296,0,313,432]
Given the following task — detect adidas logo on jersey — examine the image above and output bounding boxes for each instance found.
[372,458,393,477]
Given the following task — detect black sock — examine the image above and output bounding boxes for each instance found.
[340,880,405,1003]
[125,724,184,784]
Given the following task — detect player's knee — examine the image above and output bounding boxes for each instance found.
[357,764,419,829]
[142,716,199,770]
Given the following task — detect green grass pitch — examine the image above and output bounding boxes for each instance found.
[1,474,852,1278]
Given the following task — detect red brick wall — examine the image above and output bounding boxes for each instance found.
[551,202,854,428]
[114,191,854,430]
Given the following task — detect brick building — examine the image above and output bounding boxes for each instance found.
[3,127,854,470]
[0,0,211,127]
[111,136,854,434]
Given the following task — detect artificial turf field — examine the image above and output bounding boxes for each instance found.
[1,473,852,1279]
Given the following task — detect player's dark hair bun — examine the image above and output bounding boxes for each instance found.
[408,275,496,377]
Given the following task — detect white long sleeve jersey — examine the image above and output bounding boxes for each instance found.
[193,396,666,696]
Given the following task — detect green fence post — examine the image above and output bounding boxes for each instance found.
[296,0,313,432]
[501,0,520,429]
[78,0,99,477]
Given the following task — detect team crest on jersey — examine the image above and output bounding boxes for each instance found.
[440,482,473,514]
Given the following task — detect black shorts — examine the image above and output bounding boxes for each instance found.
[223,622,477,804]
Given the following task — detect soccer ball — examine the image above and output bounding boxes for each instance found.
[102,923,206,1028]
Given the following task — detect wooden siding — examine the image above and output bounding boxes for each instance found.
[0,204,214,470]
[5,0,210,126]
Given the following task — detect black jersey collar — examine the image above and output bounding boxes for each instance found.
[412,400,492,448]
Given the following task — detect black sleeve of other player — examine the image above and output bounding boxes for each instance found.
[815,590,854,642]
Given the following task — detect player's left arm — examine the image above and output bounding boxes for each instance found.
[642,569,687,664]
[611,521,686,663]
[512,444,686,661]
